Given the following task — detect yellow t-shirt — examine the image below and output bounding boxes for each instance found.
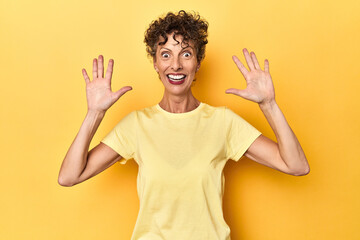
[101,102,261,240]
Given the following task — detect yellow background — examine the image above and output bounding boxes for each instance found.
[1,0,359,239]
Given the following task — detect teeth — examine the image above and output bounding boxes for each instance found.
[168,74,186,80]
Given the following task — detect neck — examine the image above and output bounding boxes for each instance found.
[159,92,200,113]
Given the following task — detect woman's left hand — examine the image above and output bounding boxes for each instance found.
[225,48,275,105]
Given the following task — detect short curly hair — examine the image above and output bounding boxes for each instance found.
[144,10,209,63]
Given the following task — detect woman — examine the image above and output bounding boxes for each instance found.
[58,10,309,240]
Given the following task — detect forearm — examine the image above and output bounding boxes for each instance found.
[58,110,105,186]
[259,100,309,175]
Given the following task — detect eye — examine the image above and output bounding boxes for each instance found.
[161,52,170,58]
[183,52,191,57]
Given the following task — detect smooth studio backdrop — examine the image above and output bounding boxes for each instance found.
[1,0,359,239]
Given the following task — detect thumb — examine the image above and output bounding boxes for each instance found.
[113,86,133,102]
[225,88,248,99]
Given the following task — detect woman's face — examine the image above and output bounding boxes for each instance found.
[153,33,200,96]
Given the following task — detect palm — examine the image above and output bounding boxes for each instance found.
[86,78,115,111]
[82,55,132,112]
[226,48,275,104]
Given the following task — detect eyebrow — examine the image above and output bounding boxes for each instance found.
[159,46,194,51]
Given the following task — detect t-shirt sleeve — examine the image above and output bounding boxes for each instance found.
[100,111,137,164]
[225,107,262,161]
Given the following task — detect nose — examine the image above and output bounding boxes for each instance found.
[171,56,182,71]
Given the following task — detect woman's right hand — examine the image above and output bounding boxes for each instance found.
[82,55,132,113]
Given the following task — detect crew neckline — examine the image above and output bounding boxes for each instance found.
[155,102,204,118]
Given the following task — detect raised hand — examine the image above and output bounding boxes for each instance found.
[225,48,275,106]
[82,55,132,113]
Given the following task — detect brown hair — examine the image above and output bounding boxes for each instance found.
[144,10,209,63]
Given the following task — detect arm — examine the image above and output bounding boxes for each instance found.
[245,102,309,176]
[58,55,132,187]
[58,111,121,187]
[226,48,309,176]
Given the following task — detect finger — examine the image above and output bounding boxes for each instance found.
[82,68,90,84]
[225,88,239,95]
[113,86,133,102]
[105,59,114,82]
[92,58,98,79]
[243,48,255,70]
[225,88,249,99]
[250,51,261,70]
[98,55,104,79]
[232,55,248,77]
[264,59,269,73]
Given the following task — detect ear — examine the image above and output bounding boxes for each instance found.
[153,61,159,73]
[153,58,159,73]
[196,63,201,72]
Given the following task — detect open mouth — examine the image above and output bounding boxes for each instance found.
[167,74,186,81]
[167,74,187,85]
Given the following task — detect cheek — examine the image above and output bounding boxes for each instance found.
[157,62,170,72]
[188,63,198,74]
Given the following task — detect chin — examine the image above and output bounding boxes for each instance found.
[165,88,191,97]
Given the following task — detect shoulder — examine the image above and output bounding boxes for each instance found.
[221,106,256,130]
[135,104,160,119]
[222,106,249,121]
[201,103,244,120]
[199,102,227,116]
[202,103,239,113]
